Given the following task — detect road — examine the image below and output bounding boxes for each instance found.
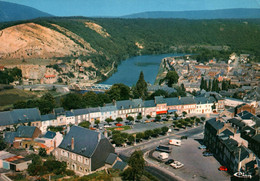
[116,126,204,181]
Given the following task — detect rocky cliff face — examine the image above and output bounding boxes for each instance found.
[0,23,96,60]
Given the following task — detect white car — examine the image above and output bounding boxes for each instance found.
[104,125,111,128]
[170,161,184,169]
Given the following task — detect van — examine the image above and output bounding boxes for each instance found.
[169,139,181,146]
[158,152,169,160]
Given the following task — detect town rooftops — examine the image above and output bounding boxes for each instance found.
[54,107,65,116]
[65,111,74,117]
[0,108,41,126]
[237,111,254,120]
[100,105,117,113]
[116,99,143,109]
[195,96,215,104]
[218,129,234,140]
[154,96,165,104]
[227,118,245,128]
[143,100,156,107]
[87,107,101,113]
[41,114,56,121]
[222,138,238,152]
[44,131,56,139]
[4,132,17,144]
[252,134,260,143]
[72,108,89,116]
[105,153,118,165]
[207,118,225,130]
[16,126,37,138]
[58,126,106,158]
[112,160,127,171]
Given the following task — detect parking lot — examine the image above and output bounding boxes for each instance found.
[151,133,230,181]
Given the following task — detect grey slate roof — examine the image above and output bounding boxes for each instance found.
[222,138,238,152]
[16,126,37,138]
[180,97,196,105]
[227,118,245,128]
[112,160,127,171]
[41,114,56,121]
[165,97,181,106]
[116,99,143,110]
[218,129,234,140]
[0,108,41,126]
[58,126,105,158]
[100,105,117,113]
[207,118,225,130]
[143,100,156,108]
[154,96,165,104]
[65,111,74,117]
[4,132,17,144]
[54,108,65,116]
[44,131,56,139]
[105,153,118,165]
[72,109,89,116]
[237,111,254,120]
[195,96,215,104]
[87,107,101,113]
[252,134,260,143]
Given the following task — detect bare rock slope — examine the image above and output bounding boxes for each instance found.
[0,23,96,60]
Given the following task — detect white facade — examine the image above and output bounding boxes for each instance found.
[196,102,214,114]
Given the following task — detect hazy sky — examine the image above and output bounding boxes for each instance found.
[5,0,260,17]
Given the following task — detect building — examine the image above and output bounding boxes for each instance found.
[116,99,144,119]
[100,105,117,122]
[0,108,41,131]
[55,126,115,175]
[34,131,63,154]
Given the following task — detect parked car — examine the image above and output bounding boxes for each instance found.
[170,161,184,169]
[104,125,111,128]
[165,159,174,165]
[218,166,228,171]
[203,152,213,157]
[125,121,133,125]
[116,123,123,127]
[198,145,207,149]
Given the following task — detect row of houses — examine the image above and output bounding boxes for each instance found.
[204,114,260,178]
[0,94,226,133]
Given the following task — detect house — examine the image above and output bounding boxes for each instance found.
[55,126,115,175]
[143,100,157,117]
[72,109,90,124]
[154,96,168,115]
[4,126,42,149]
[0,151,32,171]
[105,153,128,171]
[100,105,117,122]
[116,99,144,118]
[235,103,256,115]
[87,107,101,122]
[40,114,56,133]
[34,131,63,154]
[195,96,215,114]
[0,108,41,131]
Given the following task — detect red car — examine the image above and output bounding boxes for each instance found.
[218,166,228,171]
[116,123,123,127]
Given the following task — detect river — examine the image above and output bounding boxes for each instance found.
[101,53,185,86]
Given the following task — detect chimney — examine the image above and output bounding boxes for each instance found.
[71,137,74,150]
[178,96,181,100]
[54,140,56,148]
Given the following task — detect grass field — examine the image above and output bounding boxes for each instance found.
[0,88,37,110]
[107,125,131,132]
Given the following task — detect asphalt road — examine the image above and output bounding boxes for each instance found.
[116,126,204,181]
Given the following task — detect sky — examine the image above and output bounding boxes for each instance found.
[5,0,260,17]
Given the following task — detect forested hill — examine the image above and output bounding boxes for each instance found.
[0,1,52,22]
[0,17,260,74]
[122,8,260,19]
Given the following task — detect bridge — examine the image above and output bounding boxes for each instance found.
[69,83,112,92]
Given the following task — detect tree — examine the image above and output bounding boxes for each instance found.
[161,126,169,134]
[182,111,187,117]
[174,112,178,118]
[133,71,148,99]
[165,70,179,87]
[137,115,142,121]
[0,137,7,151]
[144,130,153,139]
[61,93,83,110]
[149,89,168,99]
[78,121,91,128]
[105,118,113,125]
[181,83,185,92]
[38,148,47,157]
[146,115,151,119]
[122,150,145,181]
[128,135,135,144]
[155,115,161,121]
[95,120,100,126]
[152,128,161,137]
[201,117,206,122]
[107,83,131,101]
[126,116,134,122]
[195,118,201,125]
[116,117,123,123]
[136,132,144,142]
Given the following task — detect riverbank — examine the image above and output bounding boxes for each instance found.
[154,58,169,85]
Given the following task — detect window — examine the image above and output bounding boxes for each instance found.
[78,156,82,163]
[84,158,89,165]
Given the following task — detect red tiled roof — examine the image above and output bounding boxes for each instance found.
[44,75,56,78]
